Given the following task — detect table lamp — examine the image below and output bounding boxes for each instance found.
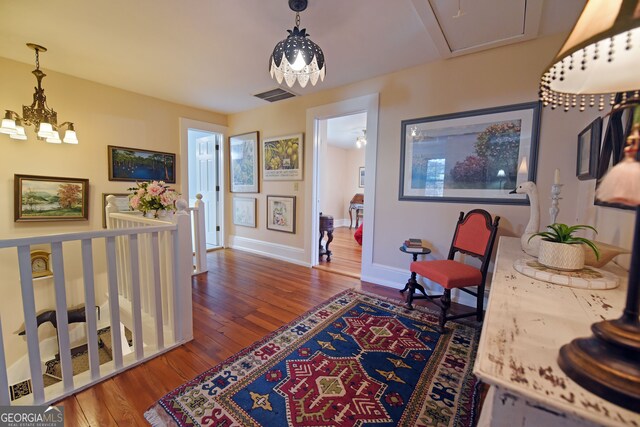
[540,0,640,411]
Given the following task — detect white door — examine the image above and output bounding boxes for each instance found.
[188,129,221,247]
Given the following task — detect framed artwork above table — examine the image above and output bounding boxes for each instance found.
[399,102,541,205]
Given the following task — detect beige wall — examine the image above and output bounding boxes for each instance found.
[227,32,634,279]
[0,56,226,367]
[321,145,348,221]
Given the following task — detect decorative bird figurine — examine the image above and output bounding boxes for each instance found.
[510,181,542,256]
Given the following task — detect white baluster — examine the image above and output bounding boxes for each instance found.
[81,239,100,381]
[16,245,44,404]
[151,232,164,350]
[105,236,124,369]
[51,242,74,392]
[128,234,144,360]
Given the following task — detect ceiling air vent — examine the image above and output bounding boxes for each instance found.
[253,88,296,102]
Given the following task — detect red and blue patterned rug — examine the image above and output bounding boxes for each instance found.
[145,289,481,426]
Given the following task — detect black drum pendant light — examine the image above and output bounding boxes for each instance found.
[269,0,326,88]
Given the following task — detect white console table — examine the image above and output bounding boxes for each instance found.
[474,237,639,427]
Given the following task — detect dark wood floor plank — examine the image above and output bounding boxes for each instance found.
[57,396,90,427]
[74,386,119,427]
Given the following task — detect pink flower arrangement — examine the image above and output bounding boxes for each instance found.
[128,181,179,217]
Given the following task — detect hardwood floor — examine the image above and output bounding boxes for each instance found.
[315,226,362,278]
[57,248,481,425]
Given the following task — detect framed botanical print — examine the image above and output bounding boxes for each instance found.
[266,195,296,233]
[15,174,89,221]
[233,196,256,228]
[229,131,260,193]
[262,134,303,181]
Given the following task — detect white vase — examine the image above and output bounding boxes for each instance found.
[538,240,585,271]
[144,211,155,219]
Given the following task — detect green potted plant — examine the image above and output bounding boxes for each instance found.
[528,223,600,271]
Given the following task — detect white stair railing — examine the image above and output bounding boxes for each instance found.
[190,194,208,275]
[0,199,193,406]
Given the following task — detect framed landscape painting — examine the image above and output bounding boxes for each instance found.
[108,145,176,183]
[15,174,89,222]
[399,102,540,205]
[266,195,296,233]
[233,197,256,228]
[262,134,303,181]
[229,131,260,193]
[102,193,133,228]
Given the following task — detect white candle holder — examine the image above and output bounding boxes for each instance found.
[550,183,563,225]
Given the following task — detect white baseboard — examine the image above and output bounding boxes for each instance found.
[332,219,351,228]
[362,262,486,308]
[229,235,310,267]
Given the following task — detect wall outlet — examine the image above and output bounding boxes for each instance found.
[294,182,299,191]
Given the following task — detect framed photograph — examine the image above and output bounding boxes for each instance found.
[358,167,365,188]
[262,133,303,181]
[229,131,260,193]
[108,145,176,183]
[233,197,256,228]
[399,102,540,204]
[266,195,296,233]
[102,193,133,228]
[15,174,89,222]
[576,117,602,180]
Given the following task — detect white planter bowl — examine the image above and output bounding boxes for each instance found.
[538,240,585,271]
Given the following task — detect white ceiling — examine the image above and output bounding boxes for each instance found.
[326,113,368,150]
[0,0,585,114]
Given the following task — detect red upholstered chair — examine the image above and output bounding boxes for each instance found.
[405,209,500,332]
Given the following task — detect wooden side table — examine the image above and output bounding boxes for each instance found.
[398,246,431,293]
[319,214,334,261]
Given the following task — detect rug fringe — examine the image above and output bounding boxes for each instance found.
[144,405,169,427]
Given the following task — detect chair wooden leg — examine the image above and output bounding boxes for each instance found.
[440,289,451,332]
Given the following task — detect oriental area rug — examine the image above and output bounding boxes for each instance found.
[145,289,481,427]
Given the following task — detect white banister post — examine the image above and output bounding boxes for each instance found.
[194,193,208,274]
[105,194,122,230]
[172,199,193,341]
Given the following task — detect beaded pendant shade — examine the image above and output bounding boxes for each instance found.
[269,0,326,88]
[539,0,640,111]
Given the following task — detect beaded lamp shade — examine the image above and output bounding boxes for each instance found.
[539,0,640,111]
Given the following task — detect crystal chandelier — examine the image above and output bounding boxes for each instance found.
[0,43,78,144]
[269,0,326,88]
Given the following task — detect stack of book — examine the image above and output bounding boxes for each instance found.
[402,238,428,252]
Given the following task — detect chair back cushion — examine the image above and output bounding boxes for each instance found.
[453,212,493,257]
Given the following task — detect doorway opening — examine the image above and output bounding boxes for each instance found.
[314,112,367,278]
